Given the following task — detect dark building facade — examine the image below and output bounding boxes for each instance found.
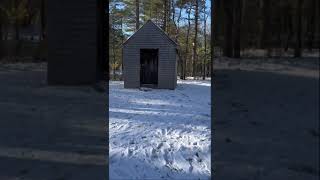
[47,0,107,85]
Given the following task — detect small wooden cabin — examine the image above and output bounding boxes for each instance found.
[122,20,178,90]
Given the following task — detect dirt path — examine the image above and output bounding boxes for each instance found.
[213,58,319,180]
[0,63,107,180]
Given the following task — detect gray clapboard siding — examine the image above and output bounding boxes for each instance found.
[123,20,178,89]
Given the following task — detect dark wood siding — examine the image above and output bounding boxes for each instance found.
[47,0,102,85]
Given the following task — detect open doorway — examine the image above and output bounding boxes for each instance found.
[140,49,158,87]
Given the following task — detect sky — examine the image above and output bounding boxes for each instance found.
[180,0,211,27]
[110,0,212,36]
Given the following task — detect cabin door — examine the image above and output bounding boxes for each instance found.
[140,49,158,86]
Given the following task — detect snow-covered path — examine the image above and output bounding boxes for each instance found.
[109,80,211,179]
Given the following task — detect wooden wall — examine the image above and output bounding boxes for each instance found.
[123,21,177,89]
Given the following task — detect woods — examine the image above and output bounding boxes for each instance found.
[213,0,320,58]
[0,0,46,61]
[109,0,211,80]
[1,0,318,69]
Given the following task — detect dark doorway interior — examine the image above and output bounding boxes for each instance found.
[140,49,158,86]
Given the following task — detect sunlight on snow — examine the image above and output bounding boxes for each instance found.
[109,80,211,179]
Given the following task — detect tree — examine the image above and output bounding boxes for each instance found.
[193,0,199,77]
[294,0,302,57]
[135,0,139,30]
[110,0,125,79]
[109,0,212,79]
[212,0,218,74]
[232,0,241,58]
[223,1,233,57]
[40,0,45,40]
[202,0,208,80]
[163,0,168,31]
[184,4,192,79]
[0,14,3,59]
[0,0,29,41]
[174,0,184,79]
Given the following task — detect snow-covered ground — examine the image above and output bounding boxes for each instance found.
[109,80,211,179]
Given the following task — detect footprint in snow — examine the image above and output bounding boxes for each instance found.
[129,139,135,145]
[157,142,164,149]
[151,148,159,158]
[161,129,167,136]
[127,148,133,156]
[185,157,194,173]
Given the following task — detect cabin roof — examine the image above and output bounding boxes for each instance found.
[122,20,178,47]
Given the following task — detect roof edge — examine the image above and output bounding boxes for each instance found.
[122,20,178,47]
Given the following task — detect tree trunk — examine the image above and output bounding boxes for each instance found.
[233,0,241,58]
[14,18,20,58]
[184,5,192,79]
[240,0,247,51]
[135,0,140,31]
[175,5,182,41]
[307,0,315,51]
[294,0,302,57]
[40,0,46,40]
[262,0,270,54]
[193,0,199,78]
[212,0,218,75]
[0,21,3,59]
[284,5,292,52]
[258,0,264,48]
[171,0,175,25]
[0,21,2,41]
[168,0,171,33]
[111,28,117,80]
[121,18,124,73]
[315,0,320,52]
[176,6,184,79]
[203,2,207,80]
[15,24,20,41]
[223,1,233,57]
[163,0,168,32]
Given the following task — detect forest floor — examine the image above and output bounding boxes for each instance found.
[109,80,211,179]
[213,57,319,180]
[0,62,107,180]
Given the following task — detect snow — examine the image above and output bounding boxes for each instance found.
[109,80,211,179]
